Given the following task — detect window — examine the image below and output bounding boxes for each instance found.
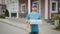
[52,3,56,11]
[51,1,58,13]
[21,4,26,13]
[11,13,17,17]
[2,0,5,4]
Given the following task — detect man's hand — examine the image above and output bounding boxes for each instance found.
[26,19,30,24]
[26,21,30,24]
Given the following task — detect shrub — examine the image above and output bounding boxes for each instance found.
[0,14,5,19]
[5,9,9,17]
[53,14,60,25]
[53,14,60,20]
[53,26,60,31]
[53,14,60,31]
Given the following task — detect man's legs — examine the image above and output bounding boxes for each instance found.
[29,32,39,34]
[30,24,39,34]
[33,32,39,34]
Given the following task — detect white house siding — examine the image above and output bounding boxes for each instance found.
[0,0,6,15]
[0,0,2,4]
[0,0,5,4]
[5,0,19,18]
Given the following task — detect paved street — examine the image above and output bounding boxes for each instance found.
[0,22,27,34]
[0,18,60,34]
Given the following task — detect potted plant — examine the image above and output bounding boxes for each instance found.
[53,14,60,27]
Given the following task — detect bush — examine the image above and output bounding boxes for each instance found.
[53,14,60,20]
[53,14,60,25]
[5,9,9,17]
[53,14,60,31]
[53,26,60,31]
[0,14,5,19]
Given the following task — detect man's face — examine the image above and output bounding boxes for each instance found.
[32,7,37,11]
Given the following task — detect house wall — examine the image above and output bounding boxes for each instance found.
[24,0,28,17]
[45,0,60,19]
[19,0,60,19]
[0,0,6,15]
[19,0,28,18]
[0,4,6,15]
[19,0,46,19]
[6,0,19,18]
[58,0,60,13]
[19,0,38,18]
[0,0,3,4]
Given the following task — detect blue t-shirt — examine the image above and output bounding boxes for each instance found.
[26,13,42,32]
[26,13,42,20]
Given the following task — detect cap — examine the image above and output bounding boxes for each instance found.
[32,3,37,8]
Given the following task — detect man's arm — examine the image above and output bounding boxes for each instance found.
[26,14,30,24]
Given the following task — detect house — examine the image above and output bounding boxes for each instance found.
[0,0,6,15]
[19,0,60,19]
[0,0,60,19]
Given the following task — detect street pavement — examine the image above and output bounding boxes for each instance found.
[0,18,60,34]
[0,22,27,34]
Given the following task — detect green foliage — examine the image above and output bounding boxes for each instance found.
[5,9,9,17]
[0,14,5,19]
[53,26,60,31]
[53,14,60,20]
[53,14,60,31]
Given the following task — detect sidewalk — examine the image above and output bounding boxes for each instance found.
[0,18,60,34]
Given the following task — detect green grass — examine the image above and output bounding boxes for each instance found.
[53,26,60,31]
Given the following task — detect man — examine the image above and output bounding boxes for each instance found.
[26,4,42,34]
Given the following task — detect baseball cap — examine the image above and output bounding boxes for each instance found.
[32,3,37,8]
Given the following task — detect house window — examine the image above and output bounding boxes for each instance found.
[11,13,17,17]
[52,3,56,11]
[51,1,58,13]
[21,4,26,13]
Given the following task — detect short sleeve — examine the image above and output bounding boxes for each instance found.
[38,15,42,20]
[26,14,30,20]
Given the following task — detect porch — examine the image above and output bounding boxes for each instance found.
[18,0,60,19]
[19,0,48,19]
